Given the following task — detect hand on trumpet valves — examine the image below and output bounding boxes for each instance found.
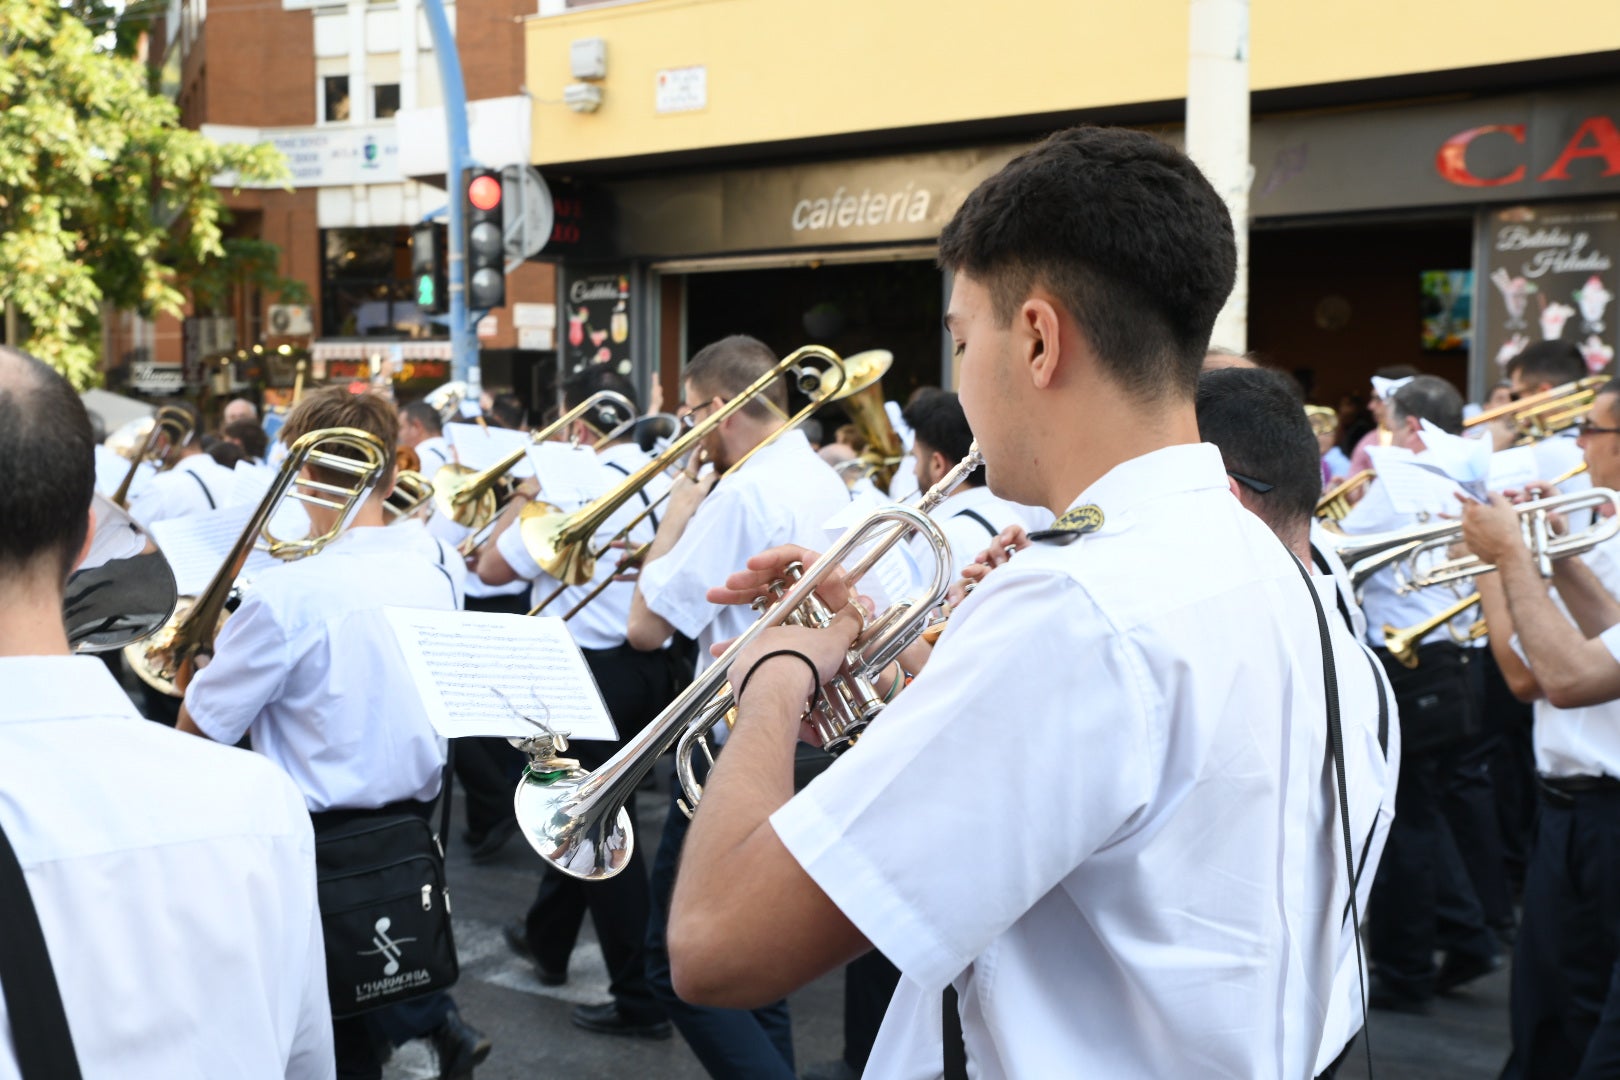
[1459,492,1532,569]
[706,543,859,614]
[715,601,870,745]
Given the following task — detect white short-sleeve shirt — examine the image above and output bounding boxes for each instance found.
[771,444,1353,1079]
[1525,531,1620,778]
[496,441,669,651]
[0,657,332,1080]
[914,485,1054,580]
[185,523,463,812]
[638,429,849,676]
[127,454,238,525]
[415,435,455,477]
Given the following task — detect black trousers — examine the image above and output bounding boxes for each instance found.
[522,644,673,1020]
[1503,784,1620,1079]
[1481,647,1539,898]
[456,592,533,839]
[1368,643,1498,1000]
[843,951,901,1071]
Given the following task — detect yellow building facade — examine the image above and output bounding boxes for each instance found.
[520,0,1620,407]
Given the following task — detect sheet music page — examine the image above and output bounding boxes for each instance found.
[446,422,535,478]
[1487,445,1542,492]
[527,442,612,507]
[384,608,619,741]
[148,503,281,595]
[1367,446,1474,515]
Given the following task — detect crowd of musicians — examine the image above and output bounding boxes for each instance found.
[5,124,1620,1080]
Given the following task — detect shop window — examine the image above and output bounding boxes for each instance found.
[320,227,443,340]
[323,75,351,123]
[373,83,400,120]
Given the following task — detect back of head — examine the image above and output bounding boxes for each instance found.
[223,419,269,461]
[399,399,443,436]
[937,125,1237,400]
[903,390,985,486]
[1390,375,1465,435]
[1195,367,1321,538]
[683,335,784,421]
[564,366,642,433]
[207,439,245,470]
[489,392,527,430]
[281,387,399,487]
[1507,341,1586,389]
[0,347,95,583]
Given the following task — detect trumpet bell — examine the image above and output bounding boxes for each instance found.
[513,764,633,881]
[1381,623,1422,669]
[517,501,598,586]
[431,462,501,529]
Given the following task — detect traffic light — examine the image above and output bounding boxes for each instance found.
[410,223,447,315]
[464,168,506,310]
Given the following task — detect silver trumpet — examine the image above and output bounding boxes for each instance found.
[1335,487,1620,592]
[513,444,983,881]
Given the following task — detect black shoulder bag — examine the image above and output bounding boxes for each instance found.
[0,820,84,1080]
[314,754,460,1018]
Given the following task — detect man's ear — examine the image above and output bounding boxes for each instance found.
[1019,295,1064,390]
[71,506,97,575]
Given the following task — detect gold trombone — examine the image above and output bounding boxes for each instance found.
[430,390,636,532]
[513,444,980,880]
[1464,375,1608,437]
[516,346,849,590]
[111,405,196,508]
[1316,469,1376,521]
[385,470,435,524]
[124,427,389,696]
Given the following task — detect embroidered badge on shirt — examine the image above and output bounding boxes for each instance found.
[1029,504,1105,546]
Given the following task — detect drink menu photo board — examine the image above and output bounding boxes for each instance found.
[562,270,632,378]
[1480,200,1618,377]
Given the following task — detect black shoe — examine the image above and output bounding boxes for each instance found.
[801,1060,858,1080]
[470,817,519,863]
[1368,974,1431,1015]
[570,1002,672,1040]
[501,921,566,985]
[429,1010,492,1079]
[1437,950,1502,995]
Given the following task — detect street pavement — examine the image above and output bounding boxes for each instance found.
[388,770,1514,1080]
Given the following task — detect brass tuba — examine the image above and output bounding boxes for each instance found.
[832,349,905,490]
[513,444,981,881]
[124,427,388,696]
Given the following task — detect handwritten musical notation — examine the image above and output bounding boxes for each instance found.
[383,608,618,741]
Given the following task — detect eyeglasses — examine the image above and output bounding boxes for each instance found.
[1226,470,1275,495]
[677,400,717,430]
[1575,419,1620,438]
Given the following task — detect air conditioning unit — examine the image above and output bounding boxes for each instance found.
[269,304,313,336]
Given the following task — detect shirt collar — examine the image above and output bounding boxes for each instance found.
[326,524,418,556]
[0,656,145,725]
[1063,443,1228,529]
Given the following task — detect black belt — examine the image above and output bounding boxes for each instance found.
[1538,774,1620,805]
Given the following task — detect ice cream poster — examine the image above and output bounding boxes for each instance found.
[563,271,633,377]
[1421,270,1472,352]
[1482,202,1618,374]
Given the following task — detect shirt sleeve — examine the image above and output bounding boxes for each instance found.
[280,793,335,1080]
[183,590,295,745]
[496,519,545,581]
[769,570,1155,993]
[638,484,780,640]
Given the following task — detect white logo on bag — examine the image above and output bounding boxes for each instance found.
[359,917,417,976]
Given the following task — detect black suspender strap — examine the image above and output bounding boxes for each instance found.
[942,984,967,1080]
[1292,557,1374,1077]
[604,460,658,529]
[0,820,84,1080]
[185,468,217,509]
[951,508,997,539]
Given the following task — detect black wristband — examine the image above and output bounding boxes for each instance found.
[735,649,820,710]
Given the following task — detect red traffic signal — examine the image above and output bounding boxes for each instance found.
[468,174,502,212]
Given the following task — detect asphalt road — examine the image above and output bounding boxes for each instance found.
[387,771,1514,1080]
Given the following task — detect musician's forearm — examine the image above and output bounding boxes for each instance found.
[1552,557,1620,638]
[1501,550,1608,706]
[1478,574,1541,702]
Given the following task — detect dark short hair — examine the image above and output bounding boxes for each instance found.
[222,418,269,461]
[1196,367,1321,534]
[399,399,442,435]
[563,366,642,434]
[0,347,96,581]
[937,126,1236,400]
[1389,375,1464,435]
[683,335,785,421]
[282,387,399,488]
[1506,341,1586,389]
[207,439,245,469]
[488,392,527,430]
[903,390,985,487]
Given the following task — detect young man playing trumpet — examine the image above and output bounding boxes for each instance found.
[667,127,1351,1077]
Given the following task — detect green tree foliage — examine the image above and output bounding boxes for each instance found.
[0,0,289,387]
